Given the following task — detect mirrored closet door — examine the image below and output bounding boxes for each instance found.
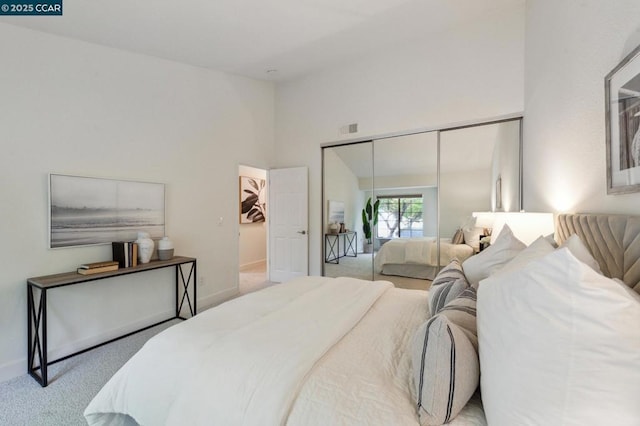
[322,142,373,280]
[439,119,522,260]
[371,132,438,289]
[321,117,522,289]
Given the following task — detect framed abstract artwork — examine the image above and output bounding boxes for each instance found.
[606,42,640,194]
[327,200,345,224]
[49,174,165,248]
[239,176,266,223]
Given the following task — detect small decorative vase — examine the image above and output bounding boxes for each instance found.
[136,232,154,264]
[157,236,174,261]
[329,222,339,234]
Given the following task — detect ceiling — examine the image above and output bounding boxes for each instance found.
[2,0,523,81]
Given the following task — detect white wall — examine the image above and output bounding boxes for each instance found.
[439,169,492,237]
[524,0,640,213]
[275,4,525,275]
[0,24,275,382]
[238,165,267,269]
[323,149,361,234]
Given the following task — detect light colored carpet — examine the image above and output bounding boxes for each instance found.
[0,319,179,426]
[0,271,275,426]
[239,262,279,295]
[324,253,432,291]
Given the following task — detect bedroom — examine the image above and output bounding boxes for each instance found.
[2,0,640,423]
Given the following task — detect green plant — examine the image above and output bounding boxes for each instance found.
[361,197,380,244]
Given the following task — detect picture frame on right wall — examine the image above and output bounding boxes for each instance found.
[605,42,640,194]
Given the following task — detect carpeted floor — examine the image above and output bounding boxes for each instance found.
[239,262,279,295]
[0,319,179,426]
[0,270,277,426]
[324,253,432,291]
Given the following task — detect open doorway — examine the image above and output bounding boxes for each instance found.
[238,165,272,294]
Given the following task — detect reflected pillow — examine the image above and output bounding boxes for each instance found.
[462,227,484,250]
[452,228,465,245]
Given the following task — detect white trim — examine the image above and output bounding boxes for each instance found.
[198,287,239,311]
[239,259,267,272]
[0,358,25,384]
[321,112,524,147]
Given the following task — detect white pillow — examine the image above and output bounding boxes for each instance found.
[559,233,602,274]
[492,235,555,278]
[462,226,484,250]
[477,248,640,426]
[461,224,526,286]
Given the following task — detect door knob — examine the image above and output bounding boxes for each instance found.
[297,230,307,235]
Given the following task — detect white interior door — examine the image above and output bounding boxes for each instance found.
[269,167,308,282]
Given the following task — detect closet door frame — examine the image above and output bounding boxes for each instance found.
[320,113,523,278]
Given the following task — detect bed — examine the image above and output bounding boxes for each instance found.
[85,213,640,426]
[374,237,474,280]
[84,275,485,425]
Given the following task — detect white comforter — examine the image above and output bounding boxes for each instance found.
[85,276,487,426]
[84,276,392,426]
[374,237,474,272]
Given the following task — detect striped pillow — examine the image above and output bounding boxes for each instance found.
[438,287,478,347]
[413,288,479,425]
[429,259,470,315]
[452,228,465,245]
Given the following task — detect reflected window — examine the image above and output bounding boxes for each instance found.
[376,195,423,238]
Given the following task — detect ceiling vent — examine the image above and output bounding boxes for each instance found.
[340,123,358,135]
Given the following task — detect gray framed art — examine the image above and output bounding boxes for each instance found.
[49,174,165,248]
[327,200,345,224]
[606,42,640,194]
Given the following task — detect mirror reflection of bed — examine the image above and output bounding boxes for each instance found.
[322,118,522,290]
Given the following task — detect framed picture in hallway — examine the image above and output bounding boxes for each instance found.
[239,176,266,223]
[606,42,640,194]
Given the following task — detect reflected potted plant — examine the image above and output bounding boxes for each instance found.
[361,197,379,253]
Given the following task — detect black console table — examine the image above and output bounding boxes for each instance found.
[324,232,357,264]
[26,256,196,387]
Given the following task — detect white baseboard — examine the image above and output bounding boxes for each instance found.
[0,358,25,384]
[0,288,239,385]
[198,287,239,311]
[239,259,266,272]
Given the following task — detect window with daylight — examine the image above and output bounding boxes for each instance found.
[376,196,423,238]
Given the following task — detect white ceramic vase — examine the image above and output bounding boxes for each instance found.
[157,236,174,260]
[136,232,154,264]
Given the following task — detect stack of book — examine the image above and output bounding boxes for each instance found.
[77,260,119,275]
[112,241,138,268]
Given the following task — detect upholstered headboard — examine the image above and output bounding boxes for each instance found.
[556,214,640,294]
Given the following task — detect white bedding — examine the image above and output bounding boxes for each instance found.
[287,287,486,426]
[85,276,486,426]
[374,237,474,273]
